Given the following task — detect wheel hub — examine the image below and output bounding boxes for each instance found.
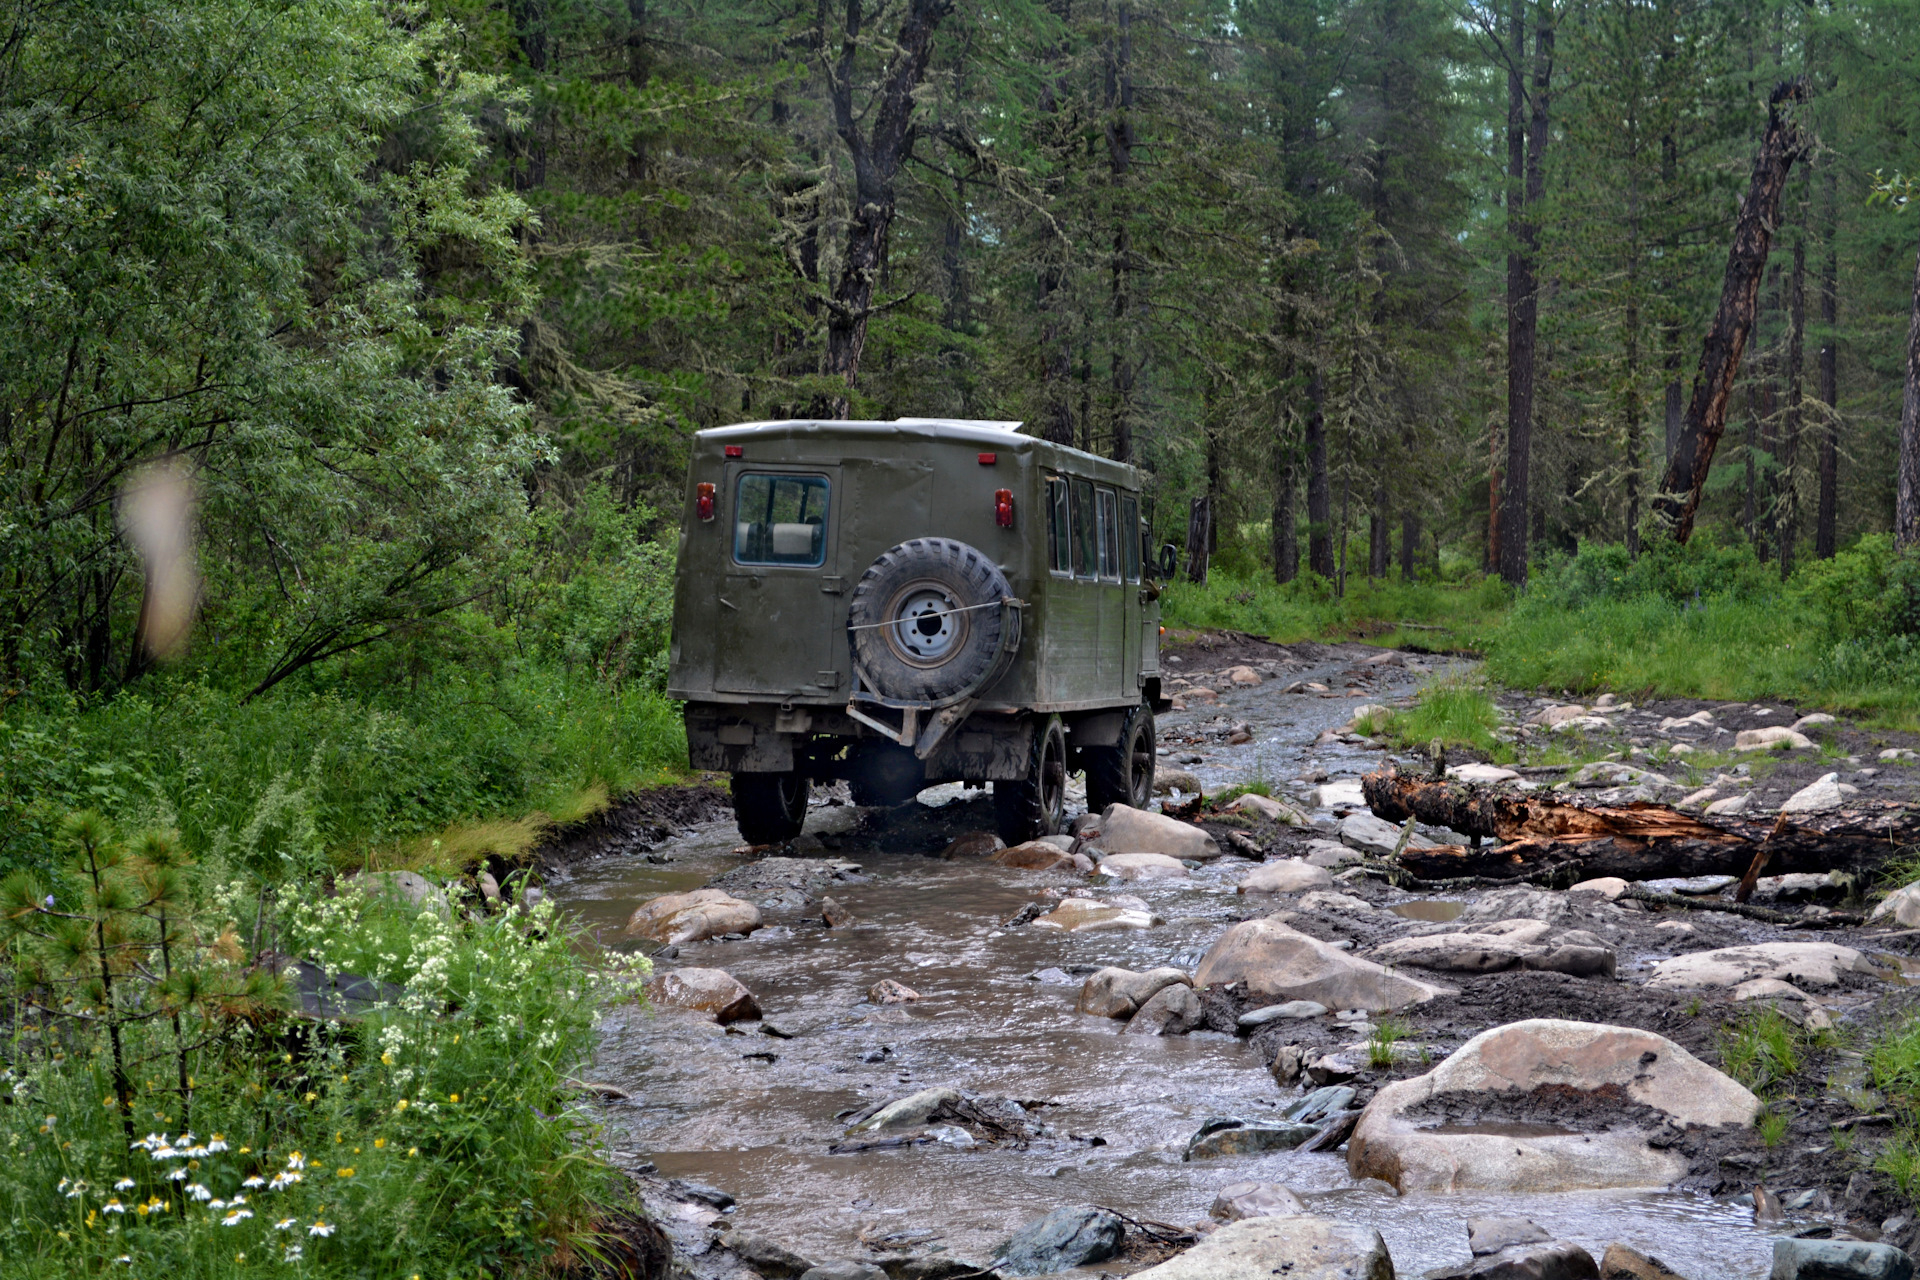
[885,583,968,665]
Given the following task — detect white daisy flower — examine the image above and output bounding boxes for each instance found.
[166,1168,189,1182]
[274,1218,296,1231]
[282,1246,303,1262]
[222,1208,253,1226]
[307,1220,334,1237]
[103,1199,126,1214]
[151,1147,178,1161]
[64,1180,88,1199]
[208,1135,230,1152]
[210,1199,228,1210]
[114,1178,136,1191]
[242,1176,265,1189]
[187,1183,212,1202]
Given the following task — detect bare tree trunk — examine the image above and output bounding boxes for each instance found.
[1306,365,1333,577]
[1901,215,1920,552]
[1780,189,1806,579]
[820,0,955,418]
[1817,165,1840,560]
[1655,78,1809,542]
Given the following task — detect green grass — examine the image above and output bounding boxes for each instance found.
[1367,1017,1412,1069]
[1719,1007,1813,1094]
[1160,570,1509,652]
[1378,678,1508,760]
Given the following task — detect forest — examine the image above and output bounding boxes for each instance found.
[7,0,1920,1275]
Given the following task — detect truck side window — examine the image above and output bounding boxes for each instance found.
[1069,477,1096,578]
[1047,477,1071,574]
[1122,494,1141,581]
[733,473,829,566]
[1096,488,1120,581]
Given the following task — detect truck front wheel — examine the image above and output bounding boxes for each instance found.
[732,771,808,845]
[993,715,1067,845]
[1085,703,1156,813]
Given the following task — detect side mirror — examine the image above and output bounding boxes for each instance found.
[1159,544,1179,578]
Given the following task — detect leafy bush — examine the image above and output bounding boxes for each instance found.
[0,812,648,1278]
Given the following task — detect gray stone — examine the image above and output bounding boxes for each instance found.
[346,870,450,919]
[1522,946,1617,979]
[798,1265,888,1280]
[1599,1243,1688,1280]
[1770,1239,1915,1280]
[1305,839,1366,869]
[1448,1242,1600,1280]
[1875,880,1920,928]
[1124,982,1204,1035]
[998,1206,1125,1276]
[1469,1219,1552,1257]
[1210,1180,1309,1222]
[1078,965,1193,1018]
[1569,762,1671,789]
[1154,769,1203,795]
[1194,917,1454,1012]
[1642,875,1736,896]
[1240,859,1335,894]
[1185,1117,1321,1159]
[1125,1215,1394,1280]
[846,1086,961,1133]
[1782,773,1850,815]
[721,1230,816,1277]
[1340,811,1435,857]
[1088,803,1221,860]
[1269,1044,1306,1086]
[1283,1085,1356,1126]
[1459,888,1569,926]
[1646,941,1879,990]
[1238,1000,1329,1028]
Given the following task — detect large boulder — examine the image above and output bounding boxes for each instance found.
[1347,1019,1759,1193]
[1339,812,1434,857]
[993,841,1091,872]
[1125,983,1205,1036]
[1099,852,1190,881]
[1231,792,1303,823]
[1240,860,1334,894]
[1734,726,1815,751]
[1369,921,1614,979]
[345,870,450,919]
[1780,772,1853,815]
[1194,917,1453,1012]
[1873,880,1920,928]
[1078,966,1193,1018]
[1598,1244,1687,1280]
[998,1206,1125,1276]
[1305,839,1365,869]
[1210,1181,1309,1222]
[939,831,1006,859]
[1645,941,1879,990]
[1125,1215,1394,1280]
[1769,1239,1914,1280]
[645,967,761,1023]
[1088,804,1222,861]
[625,889,762,944]
[846,1086,961,1133]
[1032,897,1157,932]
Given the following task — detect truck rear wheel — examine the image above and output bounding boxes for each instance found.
[993,715,1067,844]
[1085,703,1155,813]
[848,538,1011,702]
[731,771,807,845]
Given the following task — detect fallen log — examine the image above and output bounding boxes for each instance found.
[1362,765,1919,884]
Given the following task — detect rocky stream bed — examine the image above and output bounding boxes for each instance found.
[545,638,1920,1280]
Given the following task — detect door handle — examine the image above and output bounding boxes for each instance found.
[719,596,739,611]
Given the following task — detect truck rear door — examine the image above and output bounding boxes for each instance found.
[715,465,845,698]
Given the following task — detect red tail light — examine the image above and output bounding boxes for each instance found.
[695,482,716,521]
[724,445,743,458]
[978,452,997,465]
[994,488,1014,528]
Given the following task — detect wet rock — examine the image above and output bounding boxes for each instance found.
[821,896,854,927]
[1239,859,1334,894]
[1316,780,1367,808]
[1032,897,1158,932]
[1732,978,1833,1030]
[1469,1219,1552,1256]
[1238,1000,1328,1028]
[1734,726,1816,751]
[1370,922,1551,973]
[1552,717,1615,734]
[1340,811,1434,857]
[1791,712,1840,736]
[847,1086,962,1132]
[1439,1241,1600,1280]
[1641,874,1736,895]
[645,967,761,1023]
[1568,877,1628,900]
[1753,872,1842,903]
[998,1205,1125,1276]
[1210,1180,1308,1222]
[1523,946,1616,979]
[1230,792,1301,823]
[1705,794,1752,816]
[1298,890,1385,918]
[1781,772,1852,815]
[1125,982,1205,1035]
[1348,1019,1759,1193]
[720,1229,816,1277]
[1128,1215,1394,1280]
[477,871,501,903]
[1286,1085,1357,1125]
[1225,664,1264,685]
[1099,851,1191,881]
[624,889,762,944]
[993,841,1091,872]
[798,1265,888,1280]
[1306,1052,1363,1085]
[1598,1244,1688,1280]
[1305,839,1365,869]
[1195,917,1454,1011]
[345,870,450,919]
[1533,705,1589,727]
[1450,763,1522,784]
[1088,804,1222,860]
[1568,762,1670,789]
[1873,880,1920,928]
[939,831,1006,860]
[1646,941,1878,990]
[1770,1239,1914,1280]
[1459,888,1569,926]
[1079,966,1193,1018]
[1269,1044,1307,1085]
[868,979,921,1004]
[1155,769,1204,795]
[1184,1115,1321,1159]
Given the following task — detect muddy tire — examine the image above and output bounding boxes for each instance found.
[993,715,1068,844]
[848,538,1011,703]
[731,770,807,845]
[1085,703,1155,813]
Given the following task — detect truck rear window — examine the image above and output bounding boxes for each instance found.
[734,473,829,566]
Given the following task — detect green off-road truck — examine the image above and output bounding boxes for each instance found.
[668,418,1169,846]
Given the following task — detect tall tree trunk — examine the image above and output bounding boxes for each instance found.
[1496,0,1527,585]
[1662,128,1683,467]
[1370,480,1389,578]
[1105,2,1137,462]
[1900,215,1920,552]
[1502,1,1550,586]
[1743,384,1758,545]
[1779,189,1806,579]
[1817,166,1839,559]
[1655,78,1809,542]
[1306,365,1333,577]
[1400,510,1420,580]
[1273,406,1298,584]
[821,0,955,418]
[1756,264,1780,562]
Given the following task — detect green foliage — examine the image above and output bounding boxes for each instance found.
[1367,1016,1411,1069]
[1160,570,1508,650]
[1386,679,1507,759]
[1720,1007,1811,1095]
[0,812,649,1278]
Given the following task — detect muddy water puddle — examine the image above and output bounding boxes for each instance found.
[1389,900,1466,923]
[557,823,1786,1278]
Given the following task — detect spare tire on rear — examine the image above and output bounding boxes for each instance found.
[848,538,1013,703]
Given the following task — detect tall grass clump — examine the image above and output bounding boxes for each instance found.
[0,811,649,1278]
[1160,569,1508,650]
[1383,678,1507,758]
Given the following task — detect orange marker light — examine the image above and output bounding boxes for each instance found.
[994,489,1014,528]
